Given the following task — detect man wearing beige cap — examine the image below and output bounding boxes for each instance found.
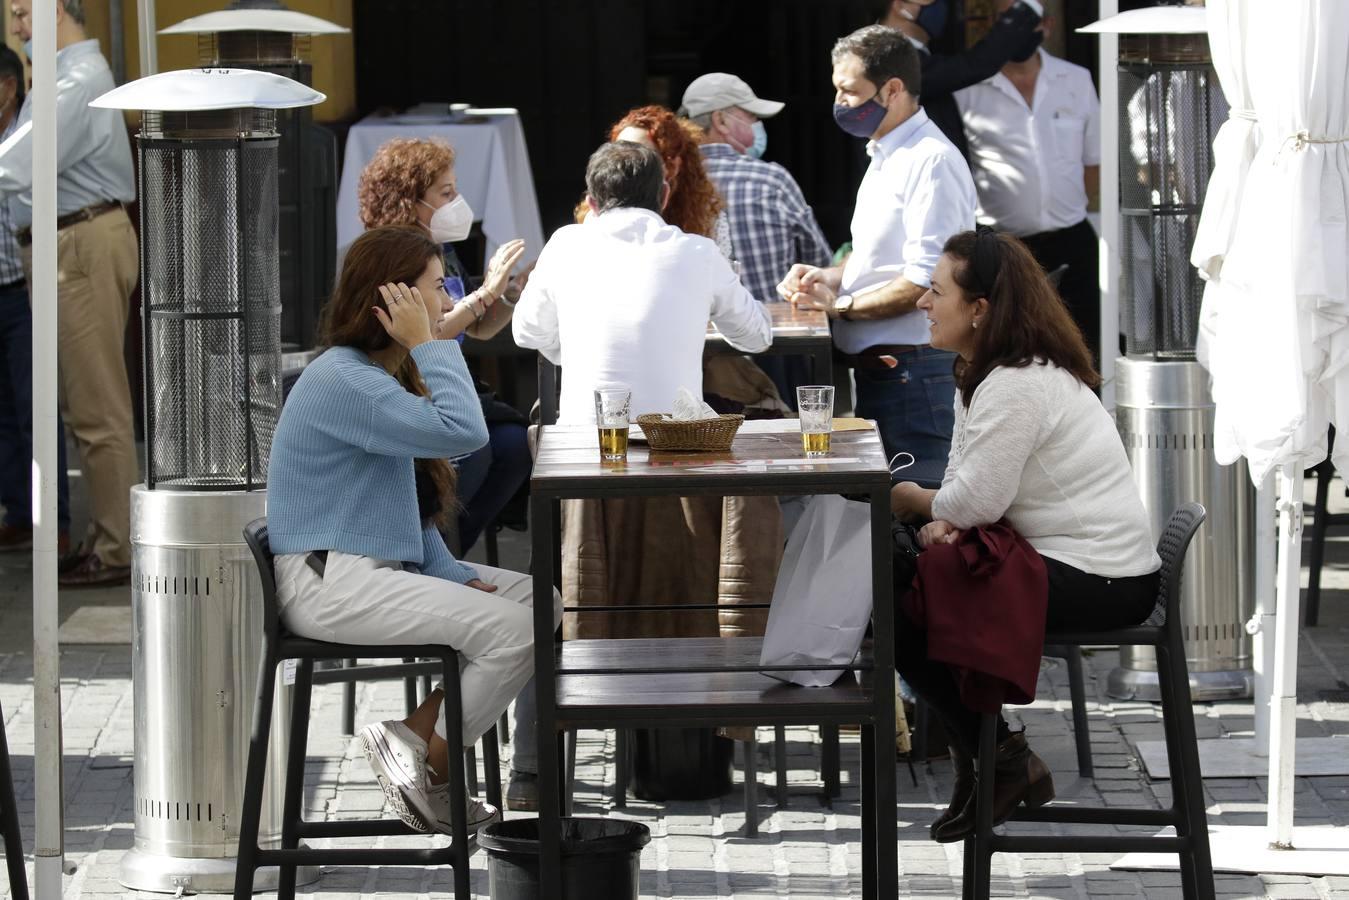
[680,73,831,405]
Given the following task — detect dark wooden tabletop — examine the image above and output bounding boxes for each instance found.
[706,302,831,349]
[530,421,890,497]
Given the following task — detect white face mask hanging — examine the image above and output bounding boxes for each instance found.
[889,452,916,477]
[421,194,474,243]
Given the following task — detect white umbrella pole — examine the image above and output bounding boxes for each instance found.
[1252,472,1276,747]
[1097,0,1119,412]
[137,0,158,76]
[30,0,64,895]
[1267,462,1304,848]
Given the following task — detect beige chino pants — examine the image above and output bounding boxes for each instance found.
[24,207,140,567]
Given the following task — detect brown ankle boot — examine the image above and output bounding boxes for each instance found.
[933,731,1054,843]
[929,745,974,840]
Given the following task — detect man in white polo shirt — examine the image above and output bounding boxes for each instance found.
[779,25,975,485]
[955,2,1102,363]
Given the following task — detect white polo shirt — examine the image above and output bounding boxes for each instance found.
[955,49,1101,237]
[834,109,977,354]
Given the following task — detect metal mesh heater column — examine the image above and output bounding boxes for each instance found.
[1093,21,1256,702]
[140,108,281,490]
[92,69,325,894]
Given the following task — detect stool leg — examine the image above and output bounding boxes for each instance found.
[0,702,29,900]
[486,525,500,568]
[911,699,930,765]
[821,725,841,799]
[402,658,418,716]
[1064,646,1094,779]
[483,727,503,811]
[613,729,628,809]
[340,658,356,735]
[971,714,998,900]
[1158,640,1215,900]
[499,711,511,744]
[465,744,479,796]
[563,729,578,815]
[774,725,789,807]
[439,651,471,900]
[743,735,759,838]
[1306,463,1332,627]
[277,659,314,900]
[233,647,280,900]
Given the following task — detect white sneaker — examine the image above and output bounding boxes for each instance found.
[425,781,501,835]
[360,720,436,831]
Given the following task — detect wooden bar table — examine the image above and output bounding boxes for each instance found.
[528,422,896,897]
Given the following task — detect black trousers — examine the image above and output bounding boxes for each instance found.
[896,556,1158,756]
[1020,219,1102,370]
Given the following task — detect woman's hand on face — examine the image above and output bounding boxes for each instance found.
[482,239,527,302]
[918,520,961,549]
[466,578,498,593]
[373,282,434,350]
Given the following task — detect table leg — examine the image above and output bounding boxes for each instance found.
[530,492,562,887]
[861,722,876,899]
[871,488,899,898]
[812,345,832,389]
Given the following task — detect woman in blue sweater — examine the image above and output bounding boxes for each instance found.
[267,226,557,833]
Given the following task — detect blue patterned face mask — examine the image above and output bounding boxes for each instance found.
[834,90,889,139]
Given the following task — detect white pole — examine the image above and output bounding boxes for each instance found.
[30,0,63,894]
[1097,0,1120,412]
[1267,462,1304,848]
[1251,472,1276,748]
[137,0,157,76]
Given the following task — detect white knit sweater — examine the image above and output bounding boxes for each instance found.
[930,362,1161,578]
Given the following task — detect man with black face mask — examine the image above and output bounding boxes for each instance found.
[778,26,975,485]
[875,0,1045,161]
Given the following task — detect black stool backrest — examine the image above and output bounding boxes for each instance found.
[1145,502,1207,629]
[242,517,283,646]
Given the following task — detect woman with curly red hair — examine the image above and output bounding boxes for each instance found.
[609,105,724,240]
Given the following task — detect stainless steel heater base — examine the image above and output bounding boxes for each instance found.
[120,847,317,894]
[1106,663,1255,703]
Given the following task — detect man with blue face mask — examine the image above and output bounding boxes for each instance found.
[778,25,975,486]
[680,73,832,405]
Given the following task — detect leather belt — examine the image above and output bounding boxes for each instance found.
[846,343,931,371]
[15,200,126,247]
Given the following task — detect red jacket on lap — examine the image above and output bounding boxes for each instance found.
[901,522,1048,713]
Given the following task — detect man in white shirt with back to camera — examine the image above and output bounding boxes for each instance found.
[514,140,771,422]
[955,1,1102,364]
[779,25,976,486]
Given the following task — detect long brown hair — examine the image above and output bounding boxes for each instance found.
[320,225,458,526]
[943,229,1100,408]
[607,105,722,237]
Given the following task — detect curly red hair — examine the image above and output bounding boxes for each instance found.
[357,138,456,229]
[607,106,722,238]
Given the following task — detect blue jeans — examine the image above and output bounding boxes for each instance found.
[853,346,956,488]
[0,283,70,530]
[454,421,531,554]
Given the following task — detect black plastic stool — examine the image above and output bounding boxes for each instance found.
[0,700,28,900]
[962,503,1213,900]
[234,520,486,900]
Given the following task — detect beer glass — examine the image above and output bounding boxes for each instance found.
[594,386,632,461]
[797,385,834,457]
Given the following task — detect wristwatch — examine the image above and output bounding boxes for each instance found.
[833,293,855,318]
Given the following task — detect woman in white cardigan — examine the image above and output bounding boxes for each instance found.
[890,229,1161,843]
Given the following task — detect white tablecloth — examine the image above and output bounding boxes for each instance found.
[336,109,546,266]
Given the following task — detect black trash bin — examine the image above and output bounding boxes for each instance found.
[630,727,734,801]
[478,817,651,900]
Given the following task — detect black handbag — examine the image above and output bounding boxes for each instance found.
[892,519,922,598]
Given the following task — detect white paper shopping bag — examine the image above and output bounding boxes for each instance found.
[759,494,873,687]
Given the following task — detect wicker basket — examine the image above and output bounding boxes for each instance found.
[635,413,744,451]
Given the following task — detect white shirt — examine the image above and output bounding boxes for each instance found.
[955,49,1101,237]
[513,207,772,424]
[834,108,976,354]
[931,362,1160,578]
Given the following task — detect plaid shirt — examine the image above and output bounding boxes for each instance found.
[0,114,22,285]
[699,144,832,303]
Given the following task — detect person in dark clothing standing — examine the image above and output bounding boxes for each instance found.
[873,0,1045,160]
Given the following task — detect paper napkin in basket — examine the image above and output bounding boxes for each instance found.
[669,387,719,421]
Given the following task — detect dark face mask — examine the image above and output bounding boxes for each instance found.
[833,86,890,139]
[914,1,949,42]
[1008,29,1043,63]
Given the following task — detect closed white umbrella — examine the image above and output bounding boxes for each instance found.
[1194,0,1349,865]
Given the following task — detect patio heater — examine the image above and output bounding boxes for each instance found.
[91,68,324,894]
[161,0,347,352]
[1086,6,1256,702]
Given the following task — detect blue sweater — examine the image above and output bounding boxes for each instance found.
[267,341,490,583]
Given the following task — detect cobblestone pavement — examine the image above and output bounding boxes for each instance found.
[2,506,1349,897]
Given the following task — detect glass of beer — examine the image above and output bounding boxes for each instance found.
[797,385,835,457]
[593,385,632,461]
